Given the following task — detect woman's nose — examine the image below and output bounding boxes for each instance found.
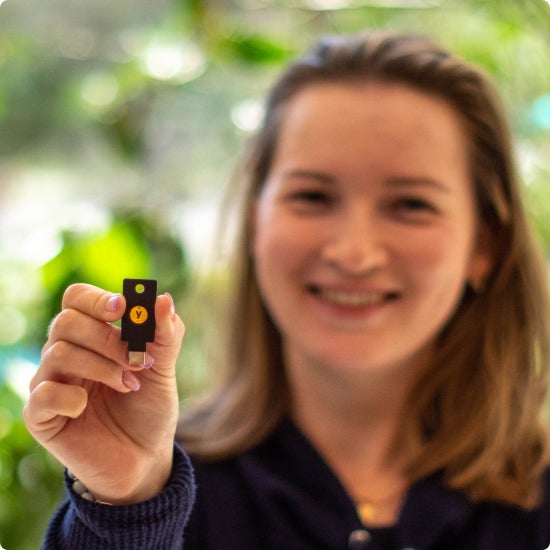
[321,207,388,275]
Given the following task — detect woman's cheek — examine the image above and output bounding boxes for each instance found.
[406,233,471,308]
[257,213,315,265]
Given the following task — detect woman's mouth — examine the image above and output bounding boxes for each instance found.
[308,286,399,307]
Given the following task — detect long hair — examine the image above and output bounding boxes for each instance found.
[178,30,550,508]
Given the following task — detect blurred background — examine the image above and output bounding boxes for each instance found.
[0,0,549,547]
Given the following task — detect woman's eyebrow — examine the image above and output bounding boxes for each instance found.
[281,169,336,185]
[386,176,451,194]
[280,171,451,193]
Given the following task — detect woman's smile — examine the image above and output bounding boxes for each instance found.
[308,286,399,309]
[305,283,402,326]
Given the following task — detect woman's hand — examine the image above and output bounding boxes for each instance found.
[23,283,185,505]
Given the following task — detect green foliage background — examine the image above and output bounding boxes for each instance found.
[0,0,549,548]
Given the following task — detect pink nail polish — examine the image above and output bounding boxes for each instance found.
[106,295,120,312]
[143,355,155,369]
[122,370,141,391]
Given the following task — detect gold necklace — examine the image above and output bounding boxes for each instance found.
[356,487,406,525]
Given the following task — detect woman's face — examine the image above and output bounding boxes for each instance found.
[252,82,490,378]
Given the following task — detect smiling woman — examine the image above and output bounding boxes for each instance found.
[25,29,550,550]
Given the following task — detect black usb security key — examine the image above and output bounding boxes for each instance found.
[121,278,157,365]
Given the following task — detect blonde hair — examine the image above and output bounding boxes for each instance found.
[178,30,550,508]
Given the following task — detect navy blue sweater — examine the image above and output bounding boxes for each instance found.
[43,419,550,549]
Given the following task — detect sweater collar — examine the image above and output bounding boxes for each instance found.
[269,418,475,549]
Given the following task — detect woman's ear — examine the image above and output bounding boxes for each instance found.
[467,224,494,293]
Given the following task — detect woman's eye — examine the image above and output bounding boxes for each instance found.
[284,189,333,214]
[392,197,439,220]
[400,198,434,211]
[293,191,329,203]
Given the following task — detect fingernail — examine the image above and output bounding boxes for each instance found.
[122,370,141,391]
[106,295,121,312]
[143,354,155,369]
[164,292,176,319]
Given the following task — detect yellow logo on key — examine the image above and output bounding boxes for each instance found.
[129,306,148,324]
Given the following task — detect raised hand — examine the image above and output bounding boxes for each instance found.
[23,283,185,505]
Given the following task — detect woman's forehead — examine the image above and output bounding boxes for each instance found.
[271,82,469,178]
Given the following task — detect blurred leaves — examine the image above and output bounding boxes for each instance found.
[219,32,295,64]
[42,221,150,295]
[0,384,64,550]
[41,212,189,324]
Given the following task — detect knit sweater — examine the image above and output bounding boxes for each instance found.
[42,419,550,549]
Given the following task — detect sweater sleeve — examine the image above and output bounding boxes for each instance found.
[41,443,196,550]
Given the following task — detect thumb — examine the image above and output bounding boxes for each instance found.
[147,293,185,373]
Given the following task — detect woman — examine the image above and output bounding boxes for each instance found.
[24,30,550,549]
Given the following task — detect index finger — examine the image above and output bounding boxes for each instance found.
[61,283,126,323]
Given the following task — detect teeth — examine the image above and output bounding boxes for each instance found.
[317,288,388,307]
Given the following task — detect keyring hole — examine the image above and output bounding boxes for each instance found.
[135,283,145,294]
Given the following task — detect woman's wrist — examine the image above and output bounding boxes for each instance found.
[68,452,174,506]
